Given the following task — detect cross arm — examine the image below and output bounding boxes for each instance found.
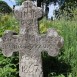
[46,28,64,56]
[0,30,19,57]
[47,28,64,48]
[40,28,64,56]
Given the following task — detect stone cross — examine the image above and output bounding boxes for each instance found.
[0,0,63,77]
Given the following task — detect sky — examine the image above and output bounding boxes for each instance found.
[2,0,16,8]
[48,2,59,19]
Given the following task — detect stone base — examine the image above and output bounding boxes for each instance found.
[19,55,43,77]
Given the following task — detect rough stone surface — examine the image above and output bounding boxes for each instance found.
[20,55,43,77]
[0,0,64,77]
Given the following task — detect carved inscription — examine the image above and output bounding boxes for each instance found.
[19,55,43,77]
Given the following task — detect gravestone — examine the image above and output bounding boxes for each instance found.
[0,0,64,77]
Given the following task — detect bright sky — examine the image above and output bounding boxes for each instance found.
[48,2,59,19]
[2,0,16,8]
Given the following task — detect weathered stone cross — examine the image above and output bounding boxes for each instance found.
[0,0,63,77]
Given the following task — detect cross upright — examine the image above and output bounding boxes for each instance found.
[0,0,64,77]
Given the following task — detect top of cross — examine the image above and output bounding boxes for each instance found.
[14,0,42,35]
[14,0,42,21]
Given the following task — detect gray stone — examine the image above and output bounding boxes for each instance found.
[0,0,64,77]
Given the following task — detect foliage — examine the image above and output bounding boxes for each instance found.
[0,1,12,13]
[55,1,77,21]
[0,51,19,77]
[0,14,19,37]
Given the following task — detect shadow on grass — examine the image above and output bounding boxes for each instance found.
[42,53,71,77]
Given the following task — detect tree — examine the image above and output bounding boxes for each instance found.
[0,1,12,13]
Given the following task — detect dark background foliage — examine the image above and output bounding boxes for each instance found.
[0,1,12,13]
